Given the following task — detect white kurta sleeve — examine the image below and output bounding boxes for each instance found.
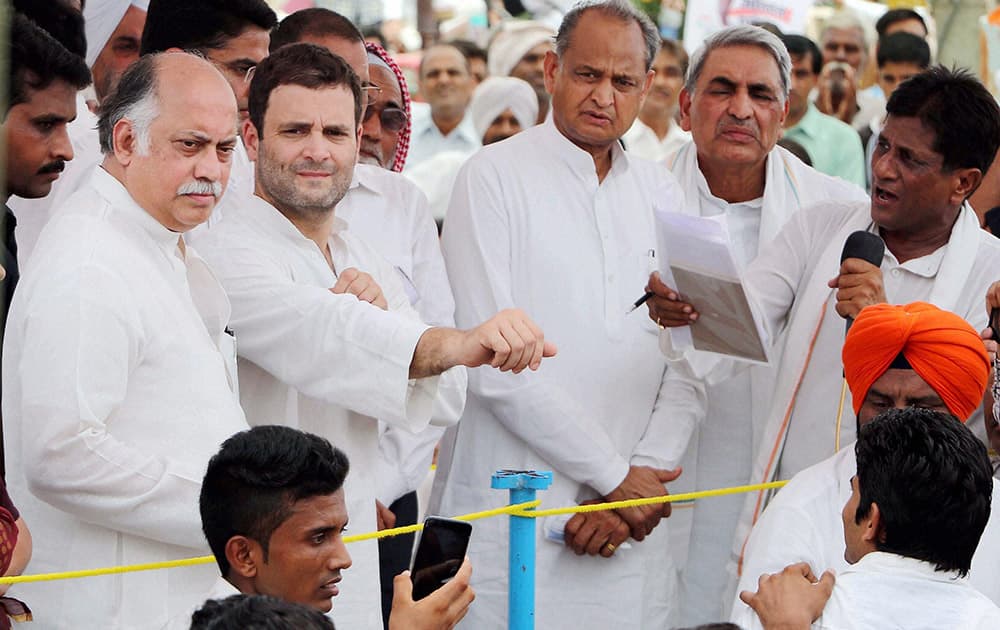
[15,265,205,547]
[743,204,830,341]
[630,360,707,470]
[441,159,630,496]
[406,188,456,329]
[206,236,432,430]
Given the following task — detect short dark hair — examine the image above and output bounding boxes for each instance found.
[191,594,336,629]
[659,38,689,76]
[9,13,91,113]
[97,53,159,155]
[450,39,488,65]
[140,0,277,55]
[13,0,87,58]
[200,426,350,577]
[781,34,822,75]
[854,407,992,577]
[248,43,363,135]
[269,8,364,54]
[886,66,1000,175]
[875,9,927,39]
[876,32,930,69]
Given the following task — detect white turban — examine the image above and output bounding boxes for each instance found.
[487,20,555,78]
[469,76,539,140]
[84,0,149,67]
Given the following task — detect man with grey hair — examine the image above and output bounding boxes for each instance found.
[2,52,251,628]
[430,1,686,626]
[815,10,883,131]
[648,23,866,625]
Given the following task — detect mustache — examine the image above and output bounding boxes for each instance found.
[176,180,223,197]
[37,161,65,175]
[293,160,336,175]
[717,116,759,135]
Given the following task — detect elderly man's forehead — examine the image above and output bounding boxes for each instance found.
[155,54,238,123]
[823,26,865,45]
[369,64,402,100]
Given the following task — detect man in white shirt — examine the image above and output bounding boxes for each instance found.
[430,2,685,627]
[649,25,866,625]
[197,43,554,630]
[622,38,690,162]
[406,44,479,170]
[141,0,277,233]
[737,405,1000,629]
[10,0,147,267]
[268,13,461,618]
[814,10,885,133]
[193,425,474,630]
[3,52,250,630]
[733,302,1000,617]
[647,67,1000,610]
[487,20,555,124]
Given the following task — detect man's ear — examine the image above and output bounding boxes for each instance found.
[951,167,984,206]
[242,119,260,163]
[864,502,883,546]
[542,50,559,97]
[678,88,693,132]
[112,118,140,166]
[225,535,261,579]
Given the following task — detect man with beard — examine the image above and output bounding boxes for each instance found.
[269,11,461,623]
[487,20,555,124]
[197,43,555,630]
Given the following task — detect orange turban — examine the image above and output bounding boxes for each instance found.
[842,302,989,420]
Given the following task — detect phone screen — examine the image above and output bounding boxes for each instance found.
[410,517,472,601]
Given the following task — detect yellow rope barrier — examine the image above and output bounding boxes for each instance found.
[517,480,788,519]
[0,481,787,585]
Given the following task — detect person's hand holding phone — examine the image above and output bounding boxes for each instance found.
[389,558,475,630]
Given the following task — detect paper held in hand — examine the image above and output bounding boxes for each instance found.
[654,207,770,365]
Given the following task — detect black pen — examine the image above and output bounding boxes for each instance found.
[627,291,654,314]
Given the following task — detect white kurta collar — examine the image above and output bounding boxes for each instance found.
[850,551,966,584]
[91,166,185,257]
[540,116,632,183]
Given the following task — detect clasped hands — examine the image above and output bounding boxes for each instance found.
[563,465,681,558]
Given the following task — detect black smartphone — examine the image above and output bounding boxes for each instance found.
[410,516,472,601]
[991,307,1000,342]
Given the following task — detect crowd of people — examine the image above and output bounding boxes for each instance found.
[2,0,1000,629]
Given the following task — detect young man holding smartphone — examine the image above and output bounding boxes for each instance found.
[187,425,474,630]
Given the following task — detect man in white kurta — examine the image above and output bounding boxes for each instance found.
[3,53,249,629]
[733,302,1000,621]
[197,43,554,630]
[647,67,1000,606]
[655,26,867,625]
[430,4,684,627]
[735,405,1000,630]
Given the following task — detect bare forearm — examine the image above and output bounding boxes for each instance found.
[410,328,462,379]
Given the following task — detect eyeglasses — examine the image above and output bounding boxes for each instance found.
[363,104,408,133]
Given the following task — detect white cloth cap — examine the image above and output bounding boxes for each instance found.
[487,20,555,78]
[468,76,539,140]
[84,0,149,67]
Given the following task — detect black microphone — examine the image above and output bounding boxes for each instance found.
[840,231,885,333]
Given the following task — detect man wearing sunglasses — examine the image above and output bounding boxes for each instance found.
[268,10,460,625]
[361,46,410,173]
